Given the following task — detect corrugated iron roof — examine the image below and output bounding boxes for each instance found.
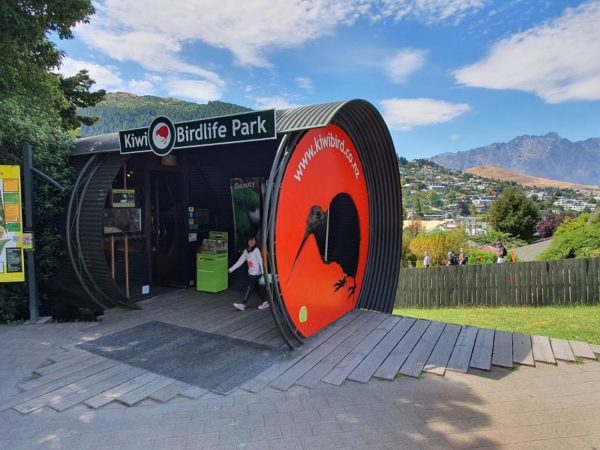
[275,101,347,133]
[72,100,350,156]
[73,133,121,156]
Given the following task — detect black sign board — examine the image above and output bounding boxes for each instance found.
[6,248,22,273]
[119,110,277,156]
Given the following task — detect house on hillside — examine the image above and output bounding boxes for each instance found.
[429,185,448,194]
[472,196,494,213]
[554,198,595,212]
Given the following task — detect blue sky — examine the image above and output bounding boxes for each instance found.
[56,0,600,160]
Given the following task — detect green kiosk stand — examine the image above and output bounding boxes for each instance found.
[196,231,228,293]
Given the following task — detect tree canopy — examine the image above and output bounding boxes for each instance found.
[0,0,104,321]
[408,228,468,267]
[537,210,600,260]
[488,187,539,242]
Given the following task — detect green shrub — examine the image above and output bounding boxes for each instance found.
[466,249,497,265]
[538,221,600,260]
[0,284,28,323]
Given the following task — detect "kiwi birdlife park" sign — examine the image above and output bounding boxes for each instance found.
[119,110,276,156]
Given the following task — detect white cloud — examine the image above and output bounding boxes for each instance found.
[380,98,470,131]
[450,134,461,141]
[59,57,124,90]
[78,0,486,71]
[79,0,357,68]
[127,79,155,96]
[254,96,301,110]
[296,77,314,92]
[165,79,223,103]
[376,0,488,24]
[454,1,600,103]
[384,49,427,84]
[59,57,162,95]
[77,26,223,84]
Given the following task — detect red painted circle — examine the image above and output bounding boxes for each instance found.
[275,124,369,337]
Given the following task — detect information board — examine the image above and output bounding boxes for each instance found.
[0,165,25,282]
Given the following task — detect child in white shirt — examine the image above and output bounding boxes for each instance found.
[228,237,270,311]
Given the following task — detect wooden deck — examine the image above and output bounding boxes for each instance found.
[4,288,599,414]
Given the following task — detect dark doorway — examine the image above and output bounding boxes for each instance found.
[150,171,189,287]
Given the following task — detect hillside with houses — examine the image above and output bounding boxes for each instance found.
[400,158,599,236]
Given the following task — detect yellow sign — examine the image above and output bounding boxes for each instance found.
[0,165,25,282]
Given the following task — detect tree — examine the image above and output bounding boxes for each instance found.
[59,70,106,129]
[397,155,408,166]
[409,228,468,266]
[537,219,600,260]
[536,213,567,239]
[589,206,600,224]
[472,228,527,249]
[458,201,470,216]
[446,191,457,205]
[425,189,442,208]
[404,219,423,238]
[401,231,415,267]
[0,0,102,322]
[414,196,424,218]
[488,187,539,242]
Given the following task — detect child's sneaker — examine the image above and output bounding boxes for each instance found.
[258,301,270,310]
[233,303,246,311]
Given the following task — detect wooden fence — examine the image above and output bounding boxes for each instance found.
[395,257,600,308]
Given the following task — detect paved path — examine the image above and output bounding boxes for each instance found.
[1,351,599,449]
[1,290,599,448]
[4,289,599,415]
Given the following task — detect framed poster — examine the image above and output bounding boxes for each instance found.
[0,165,25,282]
[103,208,142,234]
[111,189,136,208]
[230,177,262,254]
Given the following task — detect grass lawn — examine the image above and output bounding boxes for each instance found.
[393,306,600,345]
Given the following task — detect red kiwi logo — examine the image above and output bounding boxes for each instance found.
[148,116,175,156]
[155,125,170,144]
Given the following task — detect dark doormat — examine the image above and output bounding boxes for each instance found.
[77,321,289,394]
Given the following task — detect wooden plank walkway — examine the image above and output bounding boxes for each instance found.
[399,321,445,378]
[423,323,461,376]
[470,328,494,371]
[569,340,596,360]
[550,338,576,362]
[6,288,599,415]
[446,326,478,373]
[513,333,535,366]
[491,331,513,368]
[531,335,556,365]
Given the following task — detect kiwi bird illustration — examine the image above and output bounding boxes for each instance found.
[155,125,170,140]
[287,193,360,299]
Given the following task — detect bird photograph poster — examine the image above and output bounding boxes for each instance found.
[275,125,369,337]
[230,177,262,254]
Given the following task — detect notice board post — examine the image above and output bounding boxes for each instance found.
[23,144,38,322]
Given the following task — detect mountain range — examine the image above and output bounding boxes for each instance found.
[431,132,600,185]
